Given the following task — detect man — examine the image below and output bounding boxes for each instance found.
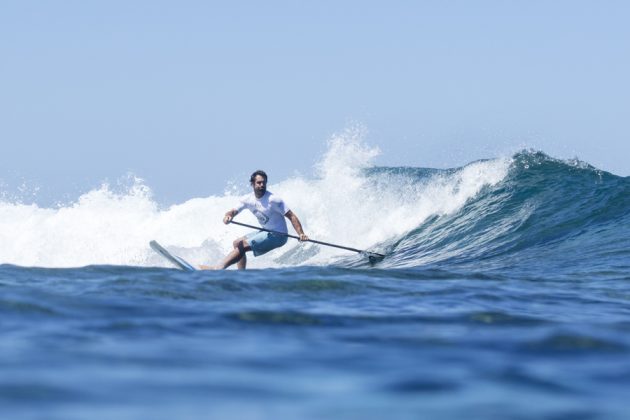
[201,170,308,270]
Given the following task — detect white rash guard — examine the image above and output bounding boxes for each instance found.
[235,191,290,234]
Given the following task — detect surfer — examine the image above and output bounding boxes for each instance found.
[200,170,308,270]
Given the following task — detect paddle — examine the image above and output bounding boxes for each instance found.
[229,220,385,262]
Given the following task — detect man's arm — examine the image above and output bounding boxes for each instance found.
[223,209,238,224]
[284,210,308,242]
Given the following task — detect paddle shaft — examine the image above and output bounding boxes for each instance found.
[229,220,385,257]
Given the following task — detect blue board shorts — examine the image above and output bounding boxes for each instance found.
[246,231,288,257]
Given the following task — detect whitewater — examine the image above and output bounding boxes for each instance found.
[0,136,510,269]
[2,134,629,420]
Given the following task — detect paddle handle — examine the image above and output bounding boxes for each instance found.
[229,220,385,257]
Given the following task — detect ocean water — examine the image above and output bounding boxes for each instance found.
[1,140,630,419]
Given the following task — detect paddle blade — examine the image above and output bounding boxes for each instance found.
[363,252,386,265]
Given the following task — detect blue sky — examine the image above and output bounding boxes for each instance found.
[1,1,628,205]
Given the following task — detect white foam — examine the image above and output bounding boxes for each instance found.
[0,129,511,268]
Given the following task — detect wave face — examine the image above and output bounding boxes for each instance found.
[1,134,629,274]
[380,151,630,276]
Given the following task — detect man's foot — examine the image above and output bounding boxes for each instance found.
[198,264,221,270]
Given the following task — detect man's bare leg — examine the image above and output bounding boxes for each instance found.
[236,249,247,269]
[218,238,251,270]
[199,237,251,270]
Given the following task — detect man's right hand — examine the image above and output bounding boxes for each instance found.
[223,209,238,224]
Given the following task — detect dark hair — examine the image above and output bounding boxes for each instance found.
[250,170,268,184]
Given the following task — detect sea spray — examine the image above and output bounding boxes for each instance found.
[0,132,514,268]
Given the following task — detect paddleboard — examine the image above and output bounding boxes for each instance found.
[149,240,196,271]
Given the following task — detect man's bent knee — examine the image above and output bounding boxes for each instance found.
[232,238,250,252]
